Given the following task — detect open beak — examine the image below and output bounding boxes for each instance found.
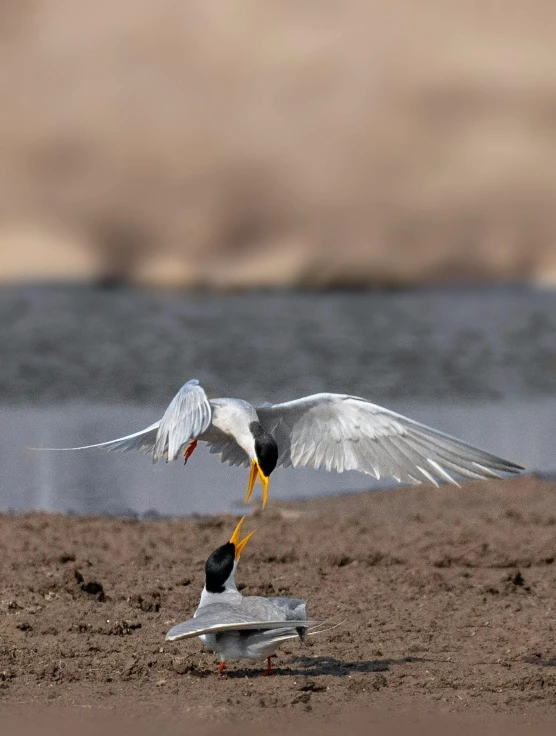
[229,515,255,561]
[244,460,270,508]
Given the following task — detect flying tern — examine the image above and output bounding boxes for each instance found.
[42,378,524,507]
[165,516,322,674]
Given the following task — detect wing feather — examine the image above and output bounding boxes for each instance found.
[29,421,160,454]
[153,380,212,461]
[166,601,318,642]
[166,596,313,642]
[166,619,320,642]
[257,393,524,487]
[32,379,212,463]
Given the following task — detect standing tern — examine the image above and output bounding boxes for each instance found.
[42,378,524,507]
[165,516,322,674]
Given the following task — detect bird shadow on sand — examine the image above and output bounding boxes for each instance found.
[220,655,429,679]
[523,655,556,667]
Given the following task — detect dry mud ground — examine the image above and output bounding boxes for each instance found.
[1,477,556,734]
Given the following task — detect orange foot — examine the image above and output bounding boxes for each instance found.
[183,440,198,465]
[218,661,226,675]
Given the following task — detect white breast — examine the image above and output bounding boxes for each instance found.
[210,399,258,459]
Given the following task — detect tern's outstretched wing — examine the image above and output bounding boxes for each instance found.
[165,602,320,642]
[153,380,212,461]
[32,379,212,463]
[256,393,524,487]
[30,421,161,455]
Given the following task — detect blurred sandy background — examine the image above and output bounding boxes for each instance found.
[1,0,556,289]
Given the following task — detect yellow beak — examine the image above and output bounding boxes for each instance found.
[229,515,255,560]
[244,459,270,508]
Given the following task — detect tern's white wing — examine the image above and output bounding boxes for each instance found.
[33,379,212,462]
[153,379,212,461]
[166,602,319,642]
[256,393,524,487]
[31,421,161,454]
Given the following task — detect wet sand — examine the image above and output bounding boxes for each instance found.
[1,476,555,732]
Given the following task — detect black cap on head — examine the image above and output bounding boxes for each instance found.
[205,542,235,593]
[250,422,278,477]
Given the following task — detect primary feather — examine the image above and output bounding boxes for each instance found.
[256,393,523,486]
[166,600,319,642]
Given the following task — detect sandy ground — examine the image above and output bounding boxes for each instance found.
[1,476,556,733]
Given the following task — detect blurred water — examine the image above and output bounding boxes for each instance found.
[2,285,556,516]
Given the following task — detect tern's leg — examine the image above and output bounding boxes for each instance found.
[265,657,273,676]
[218,661,226,675]
[183,440,198,465]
